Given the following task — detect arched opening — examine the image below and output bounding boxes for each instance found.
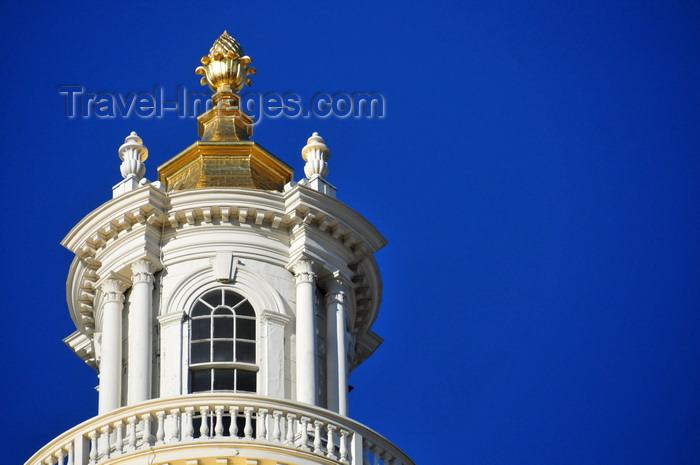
[188,288,257,393]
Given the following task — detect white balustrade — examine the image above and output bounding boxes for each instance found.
[166,408,180,443]
[257,407,268,440]
[327,424,337,459]
[243,406,254,439]
[125,416,137,452]
[285,413,296,446]
[198,406,209,439]
[299,416,310,451]
[114,420,124,454]
[87,430,97,465]
[155,410,166,445]
[339,429,349,464]
[140,413,152,448]
[227,406,238,437]
[272,410,282,442]
[313,420,323,454]
[66,443,74,465]
[99,426,110,459]
[183,407,194,441]
[214,405,225,439]
[26,393,414,465]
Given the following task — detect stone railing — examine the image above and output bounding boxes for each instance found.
[26,394,413,465]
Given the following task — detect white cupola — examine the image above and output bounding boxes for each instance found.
[28,31,413,465]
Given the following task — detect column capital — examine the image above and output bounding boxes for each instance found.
[101,278,126,304]
[325,277,348,305]
[131,259,155,285]
[292,259,316,285]
[320,271,355,291]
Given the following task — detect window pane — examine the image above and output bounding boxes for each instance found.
[191,302,211,318]
[213,306,233,315]
[191,318,210,340]
[236,318,255,340]
[224,291,243,308]
[191,369,211,392]
[213,368,235,390]
[213,315,234,338]
[213,341,233,362]
[235,301,255,317]
[236,341,255,363]
[201,289,223,308]
[237,370,256,392]
[191,341,210,363]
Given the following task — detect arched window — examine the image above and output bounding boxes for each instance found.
[189,288,257,393]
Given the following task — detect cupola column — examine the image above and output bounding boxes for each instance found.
[128,259,154,405]
[325,278,349,415]
[293,259,318,406]
[99,278,125,414]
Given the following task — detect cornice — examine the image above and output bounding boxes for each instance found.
[351,329,384,372]
[63,330,96,370]
[283,183,388,258]
[260,309,291,327]
[62,184,167,258]
[157,311,186,326]
[166,188,288,228]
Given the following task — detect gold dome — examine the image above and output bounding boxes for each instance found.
[157,32,292,192]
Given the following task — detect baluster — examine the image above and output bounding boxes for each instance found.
[124,416,136,452]
[363,439,372,465]
[114,420,124,455]
[155,411,166,445]
[285,413,296,445]
[313,421,323,455]
[326,424,337,459]
[339,429,349,464]
[243,407,254,439]
[56,449,65,465]
[141,413,153,448]
[88,430,98,465]
[228,406,239,437]
[373,446,383,465]
[257,408,268,440]
[272,411,282,443]
[298,416,310,451]
[65,442,74,465]
[214,405,225,438]
[199,406,210,439]
[167,408,181,443]
[45,455,56,465]
[183,407,195,441]
[100,425,111,459]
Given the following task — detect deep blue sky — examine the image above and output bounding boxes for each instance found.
[2,1,699,464]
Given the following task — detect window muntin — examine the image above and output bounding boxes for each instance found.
[189,288,257,393]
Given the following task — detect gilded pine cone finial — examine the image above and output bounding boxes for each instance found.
[195,31,255,94]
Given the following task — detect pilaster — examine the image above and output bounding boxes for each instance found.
[261,310,291,399]
[158,311,186,398]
